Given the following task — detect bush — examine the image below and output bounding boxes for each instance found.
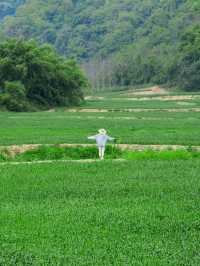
[0,81,30,111]
[0,39,88,111]
[13,145,122,161]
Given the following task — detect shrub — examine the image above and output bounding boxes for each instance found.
[13,145,122,161]
[0,39,88,111]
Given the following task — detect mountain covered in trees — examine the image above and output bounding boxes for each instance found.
[0,0,198,59]
[0,0,200,90]
[0,0,25,21]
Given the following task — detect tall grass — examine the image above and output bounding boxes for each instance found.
[0,146,200,162]
[0,145,122,162]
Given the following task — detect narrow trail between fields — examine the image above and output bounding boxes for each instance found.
[66,108,200,113]
[85,95,200,101]
[121,86,167,96]
[7,115,179,120]
[111,95,200,101]
[1,143,200,157]
[0,159,126,166]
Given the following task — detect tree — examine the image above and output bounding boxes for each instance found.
[0,39,88,111]
[177,25,200,90]
[0,0,199,92]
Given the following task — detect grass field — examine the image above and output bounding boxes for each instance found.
[0,110,200,146]
[1,160,200,265]
[0,86,200,265]
[83,98,200,109]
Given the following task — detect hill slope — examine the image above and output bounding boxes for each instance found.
[0,0,199,91]
[0,0,25,21]
[0,0,199,60]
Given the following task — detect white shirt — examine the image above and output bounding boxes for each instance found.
[88,134,115,147]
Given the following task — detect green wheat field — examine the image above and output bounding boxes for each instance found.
[1,87,200,265]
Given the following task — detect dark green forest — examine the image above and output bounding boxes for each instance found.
[0,0,25,21]
[0,0,200,92]
[0,39,87,111]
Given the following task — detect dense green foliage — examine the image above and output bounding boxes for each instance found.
[1,0,196,59]
[0,0,199,90]
[178,25,200,90]
[1,160,200,264]
[113,24,200,90]
[1,145,200,162]
[111,0,200,90]
[1,0,172,59]
[0,145,122,161]
[0,0,25,21]
[0,39,87,111]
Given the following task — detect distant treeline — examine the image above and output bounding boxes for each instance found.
[111,24,200,91]
[83,1,200,91]
[0,0,199,91]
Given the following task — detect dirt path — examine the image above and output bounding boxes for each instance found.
[117,144,200,151]
[1,143,200,157]
[0,159,125,166]
[66,108,108,113]
[0,144,96,156]
[84,96,104,100]
[112,95,200,101]
[121,86,167,96]
[66,108,200,113]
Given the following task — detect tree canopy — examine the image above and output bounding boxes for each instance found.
[0,39,88,111]
[0,0,195,60]
[0,0,199,91]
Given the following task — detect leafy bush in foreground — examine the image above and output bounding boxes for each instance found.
[13,145,122,161]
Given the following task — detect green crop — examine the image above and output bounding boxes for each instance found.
[1,146,200,162]
[0,160,200,265]
[1,87,200,265]
[0,110,200,146]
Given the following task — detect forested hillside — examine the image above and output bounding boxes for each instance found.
[110,0,200,90]
[0,0,25,20]
[0,0,197,59]
[0,0,199,90]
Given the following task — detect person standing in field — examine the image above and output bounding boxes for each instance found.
[87,129,115,160]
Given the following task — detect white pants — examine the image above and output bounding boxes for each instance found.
[98,146,105,159]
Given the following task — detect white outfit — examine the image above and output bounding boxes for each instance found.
[98,146,105,160]
[88,134,115,159]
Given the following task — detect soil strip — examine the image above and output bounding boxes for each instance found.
[66,108,200,113]
[112,95,200,101]
[120,86,167,96]
[0,159,125,165]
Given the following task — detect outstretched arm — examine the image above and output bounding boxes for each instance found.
[107,136,115,141]
[88,135,96,140]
